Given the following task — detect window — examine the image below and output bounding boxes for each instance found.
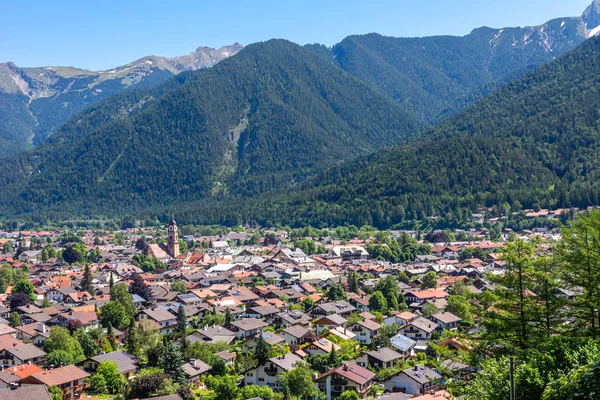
[258,378,264,382]
[246,373,253,377]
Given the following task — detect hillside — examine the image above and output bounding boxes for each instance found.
[0,39,422,218]
[0,44,242,156]
[311,1,600,123]
[170,36,600,228]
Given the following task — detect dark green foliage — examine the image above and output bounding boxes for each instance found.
[160,342,186,385]
[129,273,151,301]
[255,335,270,366]
[0,40,421,220]
[321,22,585,124]
[326,283,347,301]
[173,36,600,229]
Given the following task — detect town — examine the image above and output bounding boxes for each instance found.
[0,207,594,400]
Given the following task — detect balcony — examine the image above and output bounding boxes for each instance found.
[331,378,348,386]
[264,368,279,377]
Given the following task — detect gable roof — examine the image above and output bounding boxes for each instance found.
[317,362,375,386]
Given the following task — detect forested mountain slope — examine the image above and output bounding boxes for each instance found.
[0,44,242,156]
[0,39,422,219]
[310,1,600,123]
[171,36,600,228]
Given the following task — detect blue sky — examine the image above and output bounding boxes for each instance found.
[0,0,593,70]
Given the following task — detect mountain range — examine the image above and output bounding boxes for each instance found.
[1,1,600,226]
[0,44,243,156]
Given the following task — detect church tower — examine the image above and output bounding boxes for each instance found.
[167,219,180,258]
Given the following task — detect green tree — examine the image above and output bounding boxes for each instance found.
[9,312,21,328]
[75,328,102,358]
[126,318,140,356]
[255,335,270,366]
[555,211,600,339]
[80,264,93,293]
[421,271,438,289]
[279,363,319,400]
[45,350,74,368]
[44,326,85,363]
[301,296,315,312]
[340,390,360,400]
[109,271,114,289]
[347,271,360,294]
[13,279,35,302]
[171,281,187,294]
[225,307,232,325]
[100,301,130,330]
[106,323,117,352]
[97,360,127,394]
[161,342,186,385]
[327,283,348,301]
[87,374,107,394]
[484,239,542,349]
[48,386,63,400]
[205,375,239,400]
[239,385,276,400]
[110,283,137,320]
[446,295,474,324]
[369,291,388,313]
[176,304,187,337]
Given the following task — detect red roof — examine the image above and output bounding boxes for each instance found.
[317,362,375,386]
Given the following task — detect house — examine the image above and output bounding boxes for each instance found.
[399,317,438,340]
[389,334,417,357]
[81,350,138,378]
[14,323,50,347]
[312,301,356,317]
[272,311,312,329]
[187,326,236,344]
[431,312,462,332]
[314,315,347,335]
[215,351,237,365]
[316,362,376,400]
[244,353,302,389]
[305,338,340,356]
[384,366,442,395]
[328,246,369,261]
[242,332,285,354]
[228,318,268,340]
[356,347,403,370]
[0,344,46,367]
[348,295,370,313]
[181,359,211,383]
[244,305,280,324]
[350,319,381,345]
[404,289,448,304]
[384,311,417,327]
[280,325,315,347]
[0,384,52,400]
[22,365,90,399]
[139,307,177,335]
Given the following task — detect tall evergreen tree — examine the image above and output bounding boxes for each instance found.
[255,335,270,366]
[109,272,114,289]
[126,318,139,356]
[225,307,232,325]
[347,271,360,294]
[106,323,117,352]
[161,342,186,385]
[80,265,93,294]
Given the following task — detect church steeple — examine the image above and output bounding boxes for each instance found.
[167,219,180,258]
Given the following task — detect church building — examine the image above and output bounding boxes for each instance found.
[144,219,180,260]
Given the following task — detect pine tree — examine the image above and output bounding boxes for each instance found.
[176,304,187,336]
[161,342,186,385]
[126,318,139,356]
[109,272,114,289]
[255,335,270,366]
[106,323,117,352]
[225,307,232,325]
[80,265,93,294]
[348,271,359,294]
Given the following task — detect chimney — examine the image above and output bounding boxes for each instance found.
[414,366,419,371]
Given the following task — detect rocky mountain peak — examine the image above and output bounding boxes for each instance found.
[582,0,600,30]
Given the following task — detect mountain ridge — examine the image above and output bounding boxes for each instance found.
[0,44,243,156]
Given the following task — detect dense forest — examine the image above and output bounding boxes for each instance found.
[158,36,600,229]
[311,17,587,123]
[0,39,422,219]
